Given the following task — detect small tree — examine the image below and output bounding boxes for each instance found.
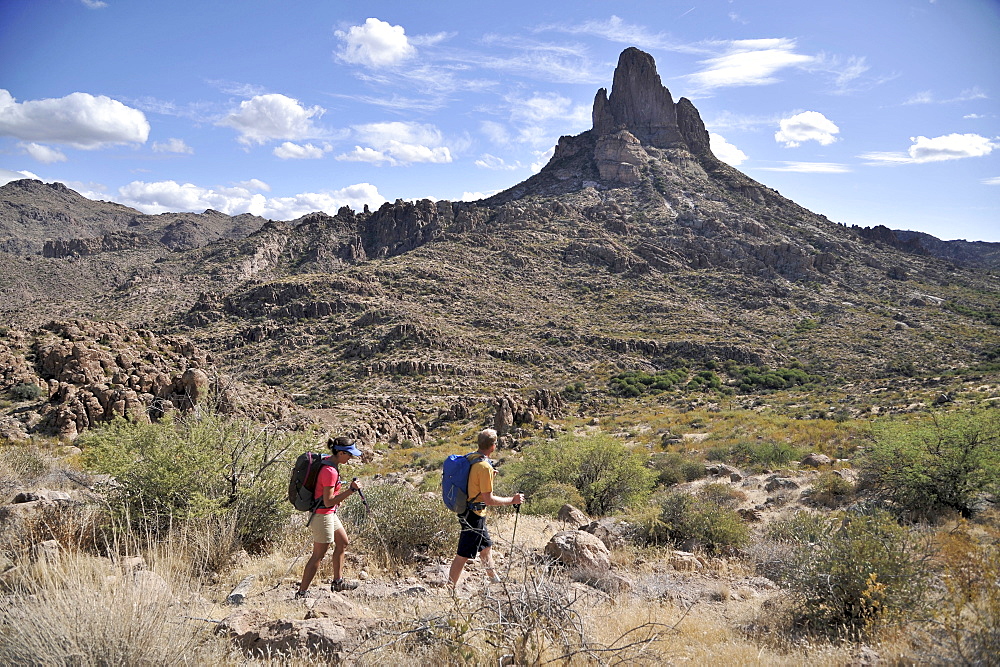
[859,409,1000,520]
[80,410,304,554]
[508,433,656,516]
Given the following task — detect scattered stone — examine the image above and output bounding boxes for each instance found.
[557,503,589,527]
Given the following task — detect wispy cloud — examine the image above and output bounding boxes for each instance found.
[152,138,193,154]
[982,176,1000,185]
[536,15,699,54]
[687,38,815,92]
[861,133,998,164]
[904,87,989,105]
[758,161,851,173]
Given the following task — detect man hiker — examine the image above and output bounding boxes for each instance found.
[296,436,363,598]
[448,428,524,588]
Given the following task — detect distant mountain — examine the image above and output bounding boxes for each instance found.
[0,178,270,256]
[1,47,998,443]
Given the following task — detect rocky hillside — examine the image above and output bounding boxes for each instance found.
[1,47,998,442]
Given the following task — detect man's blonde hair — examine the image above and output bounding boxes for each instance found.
[477,428,498,450]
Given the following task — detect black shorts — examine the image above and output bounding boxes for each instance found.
[456,509,492,559]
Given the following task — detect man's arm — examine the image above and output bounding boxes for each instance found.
[480,490,524,506]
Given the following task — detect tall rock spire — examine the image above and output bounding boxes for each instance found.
[592,47,708,154]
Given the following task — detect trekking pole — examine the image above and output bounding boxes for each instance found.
[505,494,522,581]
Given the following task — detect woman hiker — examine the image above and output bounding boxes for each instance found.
[295,436,364,598]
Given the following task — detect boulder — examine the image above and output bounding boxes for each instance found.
[544,530,611,571]
[801,453,832,467]
[556,504,589,527]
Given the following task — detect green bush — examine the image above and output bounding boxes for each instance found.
[338,482,458,566]
[609,368,688,397]
[507,433,656,516]
[640,490,749,554]
[859,409,1000,520]
[783,508,931,640]
[79,412,303,555]
[9,382,41,401]
[650,452,706,486]
[808,471,855,507]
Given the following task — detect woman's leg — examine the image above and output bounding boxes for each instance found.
[298,541,330,592]
[331,526,350,581]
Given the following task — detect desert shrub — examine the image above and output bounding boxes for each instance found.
[920,527,1000,663]
[783,508,931,640]
[807,471,855,507]
[650,452,706,486]
[338,481,458,566]
[705,440,803,471]
[9,382,41,401]
[859,409,1000,520]
[79,411,302,556]
[609,368,687,397]
[0,552,217,665]
[697,482,746,509]
[506,433,656,516]
[640,490,749,554]
[726,362,823,393]
[522,481,585,516]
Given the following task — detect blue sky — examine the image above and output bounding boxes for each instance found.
[1,0,998,241]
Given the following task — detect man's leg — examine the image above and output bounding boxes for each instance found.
[448,555,469,587]
[479,545,502,583]
[298,541,330,593]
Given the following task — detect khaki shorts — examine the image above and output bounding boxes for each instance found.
[309,511,344,544]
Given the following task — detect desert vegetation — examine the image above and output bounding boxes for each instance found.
[1,384,998,665]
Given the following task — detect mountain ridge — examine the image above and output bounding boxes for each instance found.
[1,47,997,443]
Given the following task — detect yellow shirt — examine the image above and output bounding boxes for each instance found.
[467,457,495,517]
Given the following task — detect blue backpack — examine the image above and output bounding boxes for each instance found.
[441,452,486,513]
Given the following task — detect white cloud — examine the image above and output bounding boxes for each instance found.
[234,178,270,192]
[982,176,1000,185]
[530,147,554,173]
[115,179,386,219]
[81,0,107,8]
[20,142,67,164]
[688,39,815,91]
[708,133,747,166]
[758,162,851,173]
[460,191,492,201]
[0,89,149,148]
[273,141,332,159]
[336,121,453,166]
[0,167,40,185]
[335,18,416,68]
[152,138,194,154]
[219,94,325,146]
[539,15,693,54]
[860,133,998,164]
[775,111,840,147]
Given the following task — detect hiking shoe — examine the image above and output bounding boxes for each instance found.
[294,590,312,600]
[332,578,359,592]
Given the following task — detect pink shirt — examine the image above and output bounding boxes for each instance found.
[314,461,341,514]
